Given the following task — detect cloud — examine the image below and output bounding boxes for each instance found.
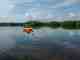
[68,12,76,17]
[63,0,80,20]
[51,0,80,9]
[9,0,80,22]
[64,0,80,4]
[63,12,80,20]
[0,16,16,23]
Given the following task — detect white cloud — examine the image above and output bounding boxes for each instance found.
[63,12,80,20]
[0,16,16,23]
[9,5,15,9]
[68,12,76,17]
[49,2,70,8]
[12,0,80,22]
[24,8,48,19]
[22,0,33,3]
[65,0,80,4]
[50,0,80,9]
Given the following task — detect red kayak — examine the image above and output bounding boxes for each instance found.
[23,26,33,33]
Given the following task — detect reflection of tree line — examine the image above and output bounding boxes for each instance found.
[16,56,32,60]
[24,21,80,29]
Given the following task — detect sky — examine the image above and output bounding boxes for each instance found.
[0,0,80,22]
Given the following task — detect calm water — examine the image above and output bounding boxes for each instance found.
[16,27,80,48]
[0,27,16,49]
[0,27,80,49]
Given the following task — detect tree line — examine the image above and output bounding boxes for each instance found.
[0,21,80,29]
[0,23,24,26]
[24,21,80,29]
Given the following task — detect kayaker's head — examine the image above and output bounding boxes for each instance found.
[24,26,32,28]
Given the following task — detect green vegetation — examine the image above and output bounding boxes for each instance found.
[24,21,60,29]
[24,21,47,29]
[61,21,80,29]
[24,21,80,29]
[61,21,77,29]
[0,20,80,29]
[16,56,32,60]
[47,21,61,28]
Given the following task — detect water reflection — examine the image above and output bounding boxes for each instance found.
[0,27,80,49]
[0,27,16,49]
[0,27,80,58]
[16,27,80,48]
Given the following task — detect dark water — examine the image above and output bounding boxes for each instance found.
[0,27,80,56]
[0,27,80,48]
[15,27,80,60]
[0,27,16,49]
[0,27,80,60]
[16,27,80,48]
[0,27,80,49]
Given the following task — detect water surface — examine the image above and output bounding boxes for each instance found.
[0,27,80,56]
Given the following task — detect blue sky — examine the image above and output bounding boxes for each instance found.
[0,0,10,16]
[0,0,80,22]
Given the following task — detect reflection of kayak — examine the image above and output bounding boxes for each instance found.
[23,26,33,33]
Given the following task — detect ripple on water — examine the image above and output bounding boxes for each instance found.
[16,27,80,48]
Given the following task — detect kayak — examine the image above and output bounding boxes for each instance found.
[23,26,33,33]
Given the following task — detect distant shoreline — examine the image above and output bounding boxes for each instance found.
[24,21,80,29]
[0,23,24,26]
[0,21,80,29]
